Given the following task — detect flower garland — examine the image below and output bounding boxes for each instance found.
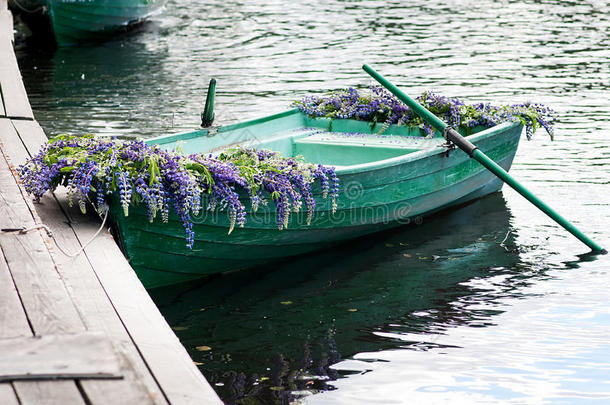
[293,86,557,140]
[18,135,339,249]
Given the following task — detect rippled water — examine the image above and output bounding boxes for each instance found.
[16,0,610,403]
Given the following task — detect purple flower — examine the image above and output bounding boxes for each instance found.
[293,86,556,139]
[17,135,340,249]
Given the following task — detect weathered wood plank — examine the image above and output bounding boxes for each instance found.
[0,120,45,224]
[0,38,34,119]
[8,121,168,404]
[36,198,169,405]
[0,146,85,336]
[0,235,80,335]
[0,138,35,229]
[0,29,5,114]
[0,383,20,405]
[0,144,92,405]
[9,109,220,404]
[29,195,168,405]
[81,378,163,405]
[0,90,5,116]
[0,246,31,339]
[0,333,122,381]
[70,213,222,404]
[14,381,86,405]
[0,10,12,45]
[31,197,168,405]
[0,143,157,404]
[11,119,47,159]
[0,119,28,167]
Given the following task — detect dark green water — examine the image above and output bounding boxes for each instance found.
[16,0,610,403]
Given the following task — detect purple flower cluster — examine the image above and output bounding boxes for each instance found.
[294,86,557,140]
[215,148,339,230]
[18,135,339,249]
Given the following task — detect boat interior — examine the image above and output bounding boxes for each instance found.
[148,109,477,168]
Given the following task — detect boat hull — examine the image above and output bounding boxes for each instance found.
[50,0,164,45]
[11,0,165,46]
[110,112,523,288]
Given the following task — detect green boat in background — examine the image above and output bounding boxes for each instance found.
[111,109,524,289]
[9,0,165,46]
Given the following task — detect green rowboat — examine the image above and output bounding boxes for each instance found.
[110,109,523,289]
[10,0,165,46]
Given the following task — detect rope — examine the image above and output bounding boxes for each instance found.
[9,0,45,14]
[499,229,513,252]
[1,206,109,258]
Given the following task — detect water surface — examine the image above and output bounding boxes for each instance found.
[16,0,610,403]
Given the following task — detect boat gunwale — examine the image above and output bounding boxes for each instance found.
[146,109,523,175]
[145,109,303,146]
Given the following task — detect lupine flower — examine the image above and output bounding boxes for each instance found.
[17,135,339,249]
[293,86,556,139]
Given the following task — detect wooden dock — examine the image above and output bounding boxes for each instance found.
[0,3,222,404]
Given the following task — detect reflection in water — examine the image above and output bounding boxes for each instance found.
[17,1,610,140]
[15,0,610,403]
[17,32,176,137]
[151,194,527,403]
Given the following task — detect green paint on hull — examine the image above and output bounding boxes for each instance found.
[47,0,165,46]
[111,110,524,288]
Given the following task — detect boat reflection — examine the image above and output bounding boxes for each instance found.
[151,193,525,403]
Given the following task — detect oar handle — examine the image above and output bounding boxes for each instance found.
[201,78,216,127]
[362,64,606,254]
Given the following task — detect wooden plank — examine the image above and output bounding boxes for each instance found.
[0,9,7,116]
[11,119,47,159]
[0,246,31,339]
[1,120,46,223]
[0,234,83,333]
[0,9,14,92]
[9,108,220,403]
[14,381,86,405]
[0,145,152,405]
[0,333,122,381]
[0,131,32,343]
[0,383,20,405]
[35,196,168,405]
[0,36,34,119]
[30,196,168,405]
[0,21,5,115]
[0,147,93,405]
[7,12,12,44]
[0,139,35,229]
[70,213,222,404]
[0,119,28,167]
[81,378,163,405]
[0,87,5,116]
[0,10,12,45]
[0,146,85,335]
[7,122,167,404]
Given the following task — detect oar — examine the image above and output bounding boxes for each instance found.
[201,78,216,127]
[363,64,606,254]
